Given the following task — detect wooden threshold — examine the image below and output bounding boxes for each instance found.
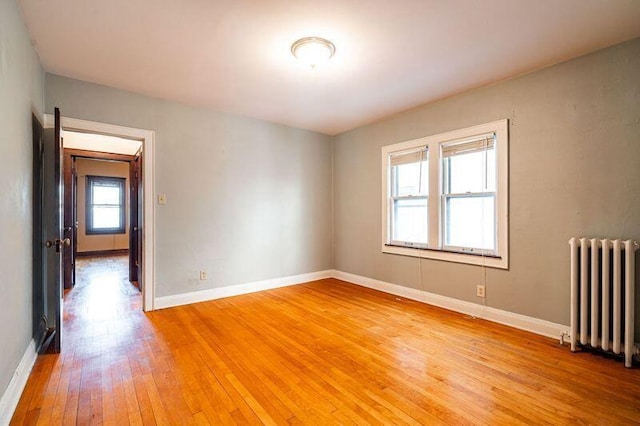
[76,248,129,257]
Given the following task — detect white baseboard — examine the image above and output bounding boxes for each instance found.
[331,270,570,341]
[154,270,334,309]
[153,268,570,341]
[0,340,37,426]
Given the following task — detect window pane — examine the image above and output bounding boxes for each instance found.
[93,184,121,205]
[393,198,428,244]
[446,148,495,194]
[393,160,428,197]
[445,196,494,250]
[93,206,121,229]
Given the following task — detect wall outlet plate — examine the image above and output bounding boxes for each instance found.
[476,284,486,298]
[158,194,167,205]
[199,271,207,280]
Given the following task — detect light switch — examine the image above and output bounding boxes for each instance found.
[158,194,167,205]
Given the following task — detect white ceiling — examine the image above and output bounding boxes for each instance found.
[63,131,142,155]
[19,0,640,135]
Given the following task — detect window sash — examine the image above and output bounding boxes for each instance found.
[91,182,122,206]
[91,206,122,230]
[389,195,428,248]
[390,150,428,198]
[441,192,497,255]
[442,139,495,195]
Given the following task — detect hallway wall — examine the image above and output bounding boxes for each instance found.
[75,158,130,253]
[46,74,333,298]
[0,0,44,407]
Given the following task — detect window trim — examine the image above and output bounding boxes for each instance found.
[86,175,127,235]
[381,119,509,269]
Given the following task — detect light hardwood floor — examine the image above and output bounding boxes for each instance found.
[11,255,640,424]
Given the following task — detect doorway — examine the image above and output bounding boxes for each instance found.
[63,144,142,293]
[66,153,141,306]
[44,114,156,312]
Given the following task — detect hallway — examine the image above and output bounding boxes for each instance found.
[64,255,142,361]
[12,255,146,424]
[67,255,141,324]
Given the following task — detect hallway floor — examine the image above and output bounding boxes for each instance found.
[69,254,142,318]
[12,254,144,424]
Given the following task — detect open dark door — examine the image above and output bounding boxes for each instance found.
[137,150,143,294]
[73,167,78,281]
[32,114,46,351]
[39,107,66,353]
[63,151,76,289]
[129,151,142,291]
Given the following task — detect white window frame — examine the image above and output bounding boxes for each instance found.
[381,119,509,269]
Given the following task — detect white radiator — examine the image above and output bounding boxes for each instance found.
[569,238,639,367]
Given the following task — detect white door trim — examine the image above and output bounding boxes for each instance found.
[44,114,156,311]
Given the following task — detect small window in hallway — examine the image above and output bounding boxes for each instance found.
[86,175,126,234]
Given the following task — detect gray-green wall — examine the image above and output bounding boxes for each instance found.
[333,37,640,330]
[45,74,333,298]
[0,0,44,402]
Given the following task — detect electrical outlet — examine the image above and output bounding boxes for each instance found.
[199,270,207,280]
[476,284,486,298]
[158,194,167,205]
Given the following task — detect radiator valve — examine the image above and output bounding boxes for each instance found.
[559,331,570,346]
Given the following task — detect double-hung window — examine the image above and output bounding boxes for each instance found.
[86,176,126,235]
[381,120,508,269]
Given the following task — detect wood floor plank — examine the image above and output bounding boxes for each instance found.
[11,357,49,424]
[61,354,82,425]
[10,255,640,425]
[47,352,74,425]
[34,356,63,426]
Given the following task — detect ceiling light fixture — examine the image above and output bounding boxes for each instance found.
[291,37,336,69]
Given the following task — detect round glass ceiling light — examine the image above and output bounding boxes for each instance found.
[291,37,336,69]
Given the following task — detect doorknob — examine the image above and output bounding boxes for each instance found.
[45,239,59,251]
[45,238,71,250]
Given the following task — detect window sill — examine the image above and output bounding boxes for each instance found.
[382,244,508,269]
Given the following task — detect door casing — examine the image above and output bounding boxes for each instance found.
[44,114,156,311]
[62,151,75,289]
